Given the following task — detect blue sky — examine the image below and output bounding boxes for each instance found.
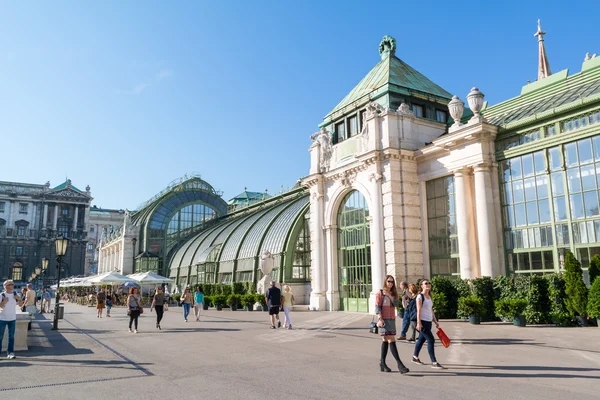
[1,1,597,210]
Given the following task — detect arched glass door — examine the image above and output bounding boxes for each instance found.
[338,191,371,312]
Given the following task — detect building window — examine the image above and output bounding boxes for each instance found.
[335,121,346,143]
[412,104,424,118]
[426,176,459,277]
[546,124,557,137]
[87,243,93,251]
[17,225,25,236]
[435,110,447,123]
[15,247,23,256]
[90,226,95,233]
[19,203,28,214]
[348,114,359,137]
[0,202,4,212]
[11,263,23,281]
[61,209,69,216]
[58,220,70,238]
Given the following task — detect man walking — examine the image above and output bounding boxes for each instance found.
[1,280,23,359]
[265,281,282,329]
[42,289,52,313]
[397,281,410,340]
[23,283,37,330]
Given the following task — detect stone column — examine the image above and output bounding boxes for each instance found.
[369,172,385,308]
[73,206,79,231]
[309,184,326,311]
[42,204,48,229]
[474,164,500,277]
[453,167,479,279]
[324,224,338,310]
[53,204,58,230]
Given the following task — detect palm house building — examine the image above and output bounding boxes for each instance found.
[99,25,600,313]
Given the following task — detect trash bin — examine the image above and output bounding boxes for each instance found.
[57,303,65,320]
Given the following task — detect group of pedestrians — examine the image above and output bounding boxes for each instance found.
[375,276,444,374]
[264,281,295,329]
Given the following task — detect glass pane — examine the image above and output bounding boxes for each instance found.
[507,206,515,227]
[524,178,537,201]
[435,198,446,216]
[565,142,579,167]
[504,183,513,205]
[568,168,582,192]
[533,151,545,174]
[542,251,554,270]
[526,202,539,224]
[587,220,596,243]
[570,194,585,219]
[522,154,534,177]
[501,160,511,182]
[541,227,548,246]
[536,176,548,199]
[513,181,525,203]
[511,158,523,180]
[531,252,543,269]
[538,199,551,223]
[594,137,600,161]
[584,191,600,217]
[448,196,455,214]
[546,226,554,246]
[595,220,600,242]
[581,164,597,191]
[426,181,435,199]
[518,253,530,271]
[572,222,581,244]
[515,203,527,226]
[548,147,561,171]
[448,215,456,235]
[551,172,565,196]
[578,138,593,164]
[534,227,542,247]
[581,221,589,243]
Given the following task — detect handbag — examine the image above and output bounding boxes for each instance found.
[436,327,451,348]
[377,318,385,328]
[369,317,379,334]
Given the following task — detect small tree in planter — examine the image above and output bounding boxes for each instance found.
[586,277,600,327]
[589,255,600,286]
[458,295,483,324]
[255,293,267,311]
[241,294,255,311]
[227,294,241,311]
[173,294,182,306]
[564,251,589,326]
[212,295,227,311]
[202,295,211,310]
[496,299,528,326]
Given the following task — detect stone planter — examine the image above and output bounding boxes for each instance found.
[203,303,209,311]
[469,314,481,325]
[245,305,253,311]
[230,305,238,311]
[513,314,526,327]
[576,316,589,327]
[215,304,223,311]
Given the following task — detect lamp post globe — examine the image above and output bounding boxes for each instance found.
[52,236,70,330]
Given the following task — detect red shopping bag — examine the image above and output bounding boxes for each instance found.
[436,327,451,348]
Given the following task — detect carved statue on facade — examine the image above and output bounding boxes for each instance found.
[310,128,333,173]
[378,35,397,57]
[397,103,414,116]
[366,102,384,119]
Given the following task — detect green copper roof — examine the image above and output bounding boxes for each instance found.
[53,180,84,193]
[483,57,600,130]
[324,36,452,123]
[228,190,271,205]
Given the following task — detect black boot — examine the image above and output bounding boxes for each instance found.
[380,342,391,372]
[390,342,410,374]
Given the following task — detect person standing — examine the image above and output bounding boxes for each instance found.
[23,284,36,330]
[281,285,294,329]
[127,287,142,333]
[375,275,409,374]
[0,280,23,359]
[405,284,419,342]
[180,287,193,322]
[194,286,204,322]
[42,289,52,313]
[150,286,167,330]
[265,281,282,329]
[412,280,445,369]
[397,281,410,340]
[105,293,113,317]
[96,288,106,318]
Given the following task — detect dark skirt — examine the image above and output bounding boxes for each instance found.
[379,318,397,336]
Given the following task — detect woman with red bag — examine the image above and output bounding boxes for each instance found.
[375,275,409,374]
[412,280,445,369]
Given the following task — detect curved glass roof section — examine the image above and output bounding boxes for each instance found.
[170,189,308,272]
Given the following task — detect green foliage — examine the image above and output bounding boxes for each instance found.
[493,275,516,301]
[226,293,241,307]
[457,295,483,316]
[452,278,471,298]
[255,293,267,306]
[495,298,527,320]
[212,295,227,307]
[173,294,182,302]
[512,275,530,299]
[564,251,588,316]
[431,291,450,318]
[525,275,551,324]
[586,277,600,319]
[204,295,213,307]
[471,277,496,320]
[241,294,256,307]
[232,283,245,295]
[589,255,600,285]
[544,273,575,326]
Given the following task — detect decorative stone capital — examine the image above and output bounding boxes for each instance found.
[473,163,493,173]
[369,172,383,182]
[452,166,473,177]
[323,224,337,232]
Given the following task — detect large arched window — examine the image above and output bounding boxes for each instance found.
[337,190,371,312]
[166,204,217,250]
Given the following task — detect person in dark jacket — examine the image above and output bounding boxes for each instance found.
[405,284,420,342]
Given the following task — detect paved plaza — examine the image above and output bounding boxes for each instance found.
[2,303,599,399]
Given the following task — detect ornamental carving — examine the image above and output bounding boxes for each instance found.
[310,127,333,173]
[341,170,357,187]
[366,102,384,119]
[397,103,413,116]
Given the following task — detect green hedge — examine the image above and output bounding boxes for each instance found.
[471,277,496,321]
[196,283,256,297]
[525,275,551,324]
[564,251,588,317]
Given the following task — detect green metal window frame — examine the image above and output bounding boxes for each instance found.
[426,176,459,277]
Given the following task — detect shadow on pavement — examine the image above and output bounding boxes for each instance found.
[454,337,600,354]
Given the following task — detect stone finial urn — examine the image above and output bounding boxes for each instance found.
[467,87,485,122]
[448,95,465,129]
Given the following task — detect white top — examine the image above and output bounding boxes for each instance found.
[0,292,18,321]
[418,294,434,322]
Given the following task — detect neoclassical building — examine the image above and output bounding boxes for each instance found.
[303,28,600,311]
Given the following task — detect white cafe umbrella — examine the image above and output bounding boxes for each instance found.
[87,271,137,285]
[128,271,173,285]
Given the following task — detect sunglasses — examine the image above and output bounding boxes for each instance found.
[422,282,431,285]
[386,280,395,283]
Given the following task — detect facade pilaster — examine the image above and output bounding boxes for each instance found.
[73,206,79,231]
[309,178,326,310]
[53,204,58,230]
[453,167,479,279]
[369,172,385,311]
[473,163,500,277]
[324,224,338,310]
[43,204,48,229]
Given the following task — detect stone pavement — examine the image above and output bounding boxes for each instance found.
[1,303,599,399]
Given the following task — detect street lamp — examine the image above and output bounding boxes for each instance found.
[52,236,69,330]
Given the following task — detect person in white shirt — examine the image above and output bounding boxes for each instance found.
[0,280,23,359]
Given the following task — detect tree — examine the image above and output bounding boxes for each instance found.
[589,255,600,285]
[563,251,588,317]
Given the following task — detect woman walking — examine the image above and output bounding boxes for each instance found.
[105,293,113,317]
[151,286,167,330]
[404,284,419,342]
[375,275,409,374]
[281,285,294,329]
[412,280,444,369]
[181,287,193,322]
[96,289,106,318]
[194,286,204,322]
[127,287,142,333]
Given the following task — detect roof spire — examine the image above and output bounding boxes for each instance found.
[534,19,551,80]
[378,35,396,60]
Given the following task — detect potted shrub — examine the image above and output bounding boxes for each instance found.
[564,251,589,326]
[458,295,483,324]
[589,255,600,286]
[227,294,241,311]
[255,293,267,311]
[212,295,227,311]
[587,277,600,327]
[203,295,213,310]
[396,303,405,318]
[241,294,255,311]
[173,294,182,307]
[496,299,528,326]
